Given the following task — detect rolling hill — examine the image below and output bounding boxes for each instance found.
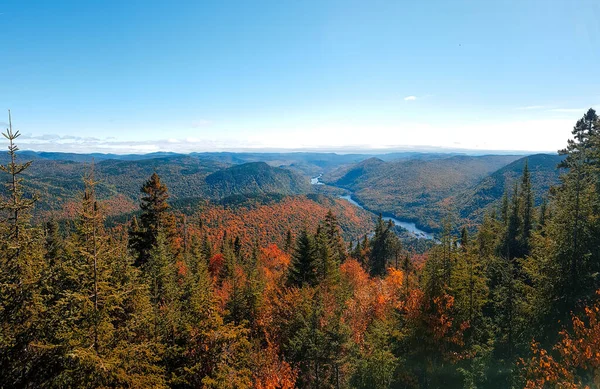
[322,155,522,231]
[455,153,565,222]
[204,162,310,198]
[0,156,309,216]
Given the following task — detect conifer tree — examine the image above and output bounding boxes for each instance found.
[323,210,347,263]
[129,172,171,267]
[0,112,46,387]
[48,166,166,387]
[526,109,600,335]
[288,229,318,287]
[369,215,397,277]
[0,110,36,246]
[519,160,534,256]
[284,229,293,253]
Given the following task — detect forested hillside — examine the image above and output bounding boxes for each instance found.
[204,162,310,198]
[455,154,564,223]
[189,193,374,251]
[0,156,311,216]
[323,155,521,231]
[2,110,600,388]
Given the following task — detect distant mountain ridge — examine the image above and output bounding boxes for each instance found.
[0,156,309,215]
[0,149,562,232]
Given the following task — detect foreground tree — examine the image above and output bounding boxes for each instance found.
[129,172,172,267]
[521,291,600,389]
[0,111,46,386]
[288,229,318,287]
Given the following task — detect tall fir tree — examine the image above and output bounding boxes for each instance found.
[129,172,173,267]
[0,111,47,387]
[288,229,318,287]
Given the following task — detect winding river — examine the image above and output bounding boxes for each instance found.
[311,174,435,240]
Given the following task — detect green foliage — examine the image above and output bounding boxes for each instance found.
[205,162,310,198]
[288,229,319,287]
[129,172,172,267]
[3,109,600,388]
[369,215,401,277]
[324,155,521,232]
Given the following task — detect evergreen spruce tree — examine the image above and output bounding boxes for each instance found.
[526,109,600,339]
[369,215,397,277]
[284,229,293,253]
[288,229,318,287]
[129,172,171,267]
[322,210,347,264]
[0,112,46,387]
[519,160,534,257]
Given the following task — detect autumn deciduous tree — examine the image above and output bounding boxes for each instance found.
[522,291,600,389]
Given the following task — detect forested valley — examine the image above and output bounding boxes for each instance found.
[2,109,600,389]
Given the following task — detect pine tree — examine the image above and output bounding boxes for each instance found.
[440,216,455,286]
[498,183,522,261]
[322,210,347,264]
[288,229,318,287]
[0,112,47,387]
[129,172,171,267]
[284,229,293,253]
[556,108,599,301]
[315,226,339,285]
[526,109,600,337]
[48,166,167,387]
[0,110,36,246]
[369,215,397,277]
[519,160,534,257]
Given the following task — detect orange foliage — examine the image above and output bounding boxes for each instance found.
[340,259,376,343]
[522,292,600,389]
[259,244,291,284]
[192,197,372,252]
[400,288,468,362]
[45,193,137,220]
[252,340,297,389]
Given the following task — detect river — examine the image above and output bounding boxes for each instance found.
[310,173,324,185]
[338,195,435,240]
[311,174,435,240]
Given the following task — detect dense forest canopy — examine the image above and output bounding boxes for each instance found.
[2,109,600,388]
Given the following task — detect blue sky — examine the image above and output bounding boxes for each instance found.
[1,0,599,153]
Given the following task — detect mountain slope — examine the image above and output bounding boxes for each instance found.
[204,162,310,198]
[323,155,522,231]
[324,157,386,187]
[183,193,374,250]
[456,153,565,222]
[0,156,312,216]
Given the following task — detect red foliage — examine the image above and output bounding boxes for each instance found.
[209,253,225,280]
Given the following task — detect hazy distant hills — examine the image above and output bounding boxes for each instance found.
[0,155,310,214]
[0,150,564,233]
[10,150,496,176]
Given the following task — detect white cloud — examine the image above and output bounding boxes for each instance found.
[517,105,545,110]
[547,108,587,113]
[404,96,417,101]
